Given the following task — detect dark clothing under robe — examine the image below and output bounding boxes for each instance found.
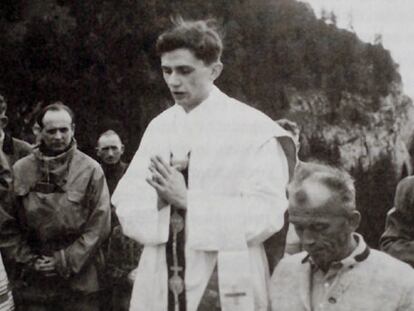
[102,160,142,311]
[102,161,128,196]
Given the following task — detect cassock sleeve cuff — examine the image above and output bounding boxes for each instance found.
[117,204,171,245]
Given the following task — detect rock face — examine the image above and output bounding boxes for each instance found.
[285,83,414,246]
[287,84,413,175]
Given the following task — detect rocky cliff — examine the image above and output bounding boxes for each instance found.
[284,83,414,246]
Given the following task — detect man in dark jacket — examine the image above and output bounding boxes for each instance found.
[96,130,128,196]
[0,94,32,166]
[0,102,111,311]
[96,129,141,311]
[380,176,414,267]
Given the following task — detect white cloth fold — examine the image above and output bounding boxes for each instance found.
[112,86,295,311]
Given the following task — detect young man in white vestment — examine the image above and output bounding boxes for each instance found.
[112,18,296,311]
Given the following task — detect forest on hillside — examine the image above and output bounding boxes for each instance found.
[0,0,405,247]
[0,0,399,157]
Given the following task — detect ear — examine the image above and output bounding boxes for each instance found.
[96,147,101,157]
[348,210,361,231]
[71,123,75,135]
[210,62,223,81]
[120,144,125,154]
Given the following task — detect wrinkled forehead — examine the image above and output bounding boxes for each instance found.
[42,110,73,128]
[98,134,122,148]
[288,179,349,219]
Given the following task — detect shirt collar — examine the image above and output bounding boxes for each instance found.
[170,85,224,161]
[301,233,370,270]
[173,85,222,118]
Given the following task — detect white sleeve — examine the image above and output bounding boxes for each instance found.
[243,137,289,244]
[112,122,170,245]
[186,137,289,250]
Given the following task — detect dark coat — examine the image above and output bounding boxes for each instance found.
[102,161,128,196]
[3,133,32,167]
[0,146,111,303]
[380,176,414,267]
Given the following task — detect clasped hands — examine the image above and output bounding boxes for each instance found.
[146,155,187,210]
[33,255,57,277]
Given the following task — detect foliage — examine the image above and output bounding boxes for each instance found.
[351,154,398,247]
[0,0,400,159]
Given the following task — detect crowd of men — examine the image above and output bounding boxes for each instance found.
[0,17,413,311]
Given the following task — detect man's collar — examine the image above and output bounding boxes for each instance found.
[39,139,75,157]
[102,160,124,171]
[174,85,221,116]
[301,233,370,269]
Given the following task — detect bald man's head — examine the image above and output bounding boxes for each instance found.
[288,163,361,270]
[288,163,356,217]
[96,130,124,165]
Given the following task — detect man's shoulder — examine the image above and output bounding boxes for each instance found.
[271,252,308,285]
[13,154,35,169]
[275,252,309,272]
[12,137,32,151]
[397,175,414,189]
[226,96,273,124]
[225,96,292,139]
[140,105,177,137]
[13,153,36,172]
[369,249,414,275]
[359,249,414,290]
[73,149,101,170]
[280,251,309,264]
[149,105,176,125]
[13,154,38,194]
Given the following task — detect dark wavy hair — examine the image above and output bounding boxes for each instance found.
[156,17,223,65]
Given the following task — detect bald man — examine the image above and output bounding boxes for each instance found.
[1,102,110,311]
[270,163,414,311]
[97,130,141,311]
[96,130,127,195]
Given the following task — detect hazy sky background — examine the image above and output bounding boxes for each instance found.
[305,0,414,100]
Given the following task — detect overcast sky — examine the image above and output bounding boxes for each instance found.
[305,0,414,100]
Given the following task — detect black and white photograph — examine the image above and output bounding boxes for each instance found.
[0,1,413,310]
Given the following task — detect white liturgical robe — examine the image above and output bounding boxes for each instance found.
[112,86,296,311]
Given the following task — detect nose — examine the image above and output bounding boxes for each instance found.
[301,229,316,247]
[167,71,181,88]
[108,149,114,156]
[54,130,63,140]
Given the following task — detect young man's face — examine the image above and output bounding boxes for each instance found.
[289,180,357,270]
[41,110,74,153]
[161,48,220,112]
[97,134,124,165]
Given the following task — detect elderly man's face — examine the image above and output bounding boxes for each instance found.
[161,48,221,112]
[289,180,356,270]
[97,134,124,165]
[41,110,74,153]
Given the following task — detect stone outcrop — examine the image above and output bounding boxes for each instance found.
[285,83,414,179]
[283,83,414,247]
